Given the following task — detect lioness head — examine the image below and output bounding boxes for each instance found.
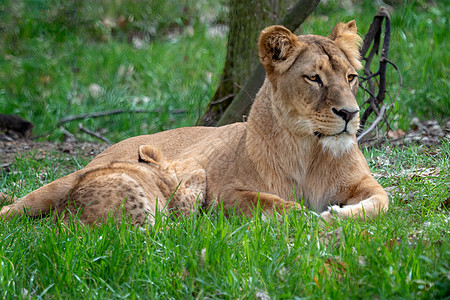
[258,21,362,156]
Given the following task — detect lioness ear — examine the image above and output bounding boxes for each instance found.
[329,20,362,70]
[138,145,163,165]
[258,25,303,76]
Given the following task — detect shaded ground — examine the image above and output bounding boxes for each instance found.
[0,140,108,170]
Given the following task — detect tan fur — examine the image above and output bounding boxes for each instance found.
[0,21,388,223]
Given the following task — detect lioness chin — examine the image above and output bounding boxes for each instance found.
[0,21,388,223]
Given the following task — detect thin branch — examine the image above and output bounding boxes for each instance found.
[78,123,112,144]
[383,57,404,103]
[357,104,387,142]
[359,83,377,99]
[383,58,403,86]
[60,127,76,142]
[359,71,380,82]
[58,108,186,125]
[233,82,253,102]
[211,94,235,105]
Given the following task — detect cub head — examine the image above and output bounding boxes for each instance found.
[258,21,362,156]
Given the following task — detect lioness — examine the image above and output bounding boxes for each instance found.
[53,145,206,226]
[0,21,388,223]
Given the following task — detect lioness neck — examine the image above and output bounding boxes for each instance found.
[245,79,319,199]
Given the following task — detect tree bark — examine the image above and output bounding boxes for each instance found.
[197,0,302,126]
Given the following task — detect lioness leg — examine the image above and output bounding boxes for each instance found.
[0,172,80,219]
[233,190,304,217]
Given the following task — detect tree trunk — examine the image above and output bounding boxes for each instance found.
[216,0,321,126]
[197,0,300,126]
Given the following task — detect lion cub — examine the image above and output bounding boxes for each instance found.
[54,145,206,227]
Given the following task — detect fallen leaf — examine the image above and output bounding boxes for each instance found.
[397,191,418,204]
[359,229,374,241]
[387,237,402,251]
[401,167,441,180]
[419,148,440,156]
[320,227,344,249]
[255,290,270,300]
[358,256,366,266]
[313,275,320,288]
[388,129,406,139]
[319,257,347,281]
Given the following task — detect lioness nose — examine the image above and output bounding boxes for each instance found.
[332,108,359,123]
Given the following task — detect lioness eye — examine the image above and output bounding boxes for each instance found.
[348,74,357,82]
[305,74,323,86]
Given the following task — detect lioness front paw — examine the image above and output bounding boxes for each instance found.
[319,205,342,225]
[327,205,342,214]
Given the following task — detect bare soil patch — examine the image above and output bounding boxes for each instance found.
[0,140,108,169]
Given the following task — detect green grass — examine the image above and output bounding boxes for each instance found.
[0,1,449,298]
[0,0,226,142]
[0,0,448,142]
[0,141,449,298]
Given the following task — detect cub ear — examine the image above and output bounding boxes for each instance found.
[258,25,303,76]
[138,145,163,165]
[328,20,362,70]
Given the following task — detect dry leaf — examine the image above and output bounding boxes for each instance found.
[419,148,440,156]
[388,129,406,139]
[255,290,270,300]
[359,229,374,241]
[386,236,418,250]
[441,197,450,209]
[387,237,401,251]
[401,167,441,180]
[397,191,418,204]
[358,256,366,266]
[313,275,320,288]
[319,257,347,281]
[320,227,344,249]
